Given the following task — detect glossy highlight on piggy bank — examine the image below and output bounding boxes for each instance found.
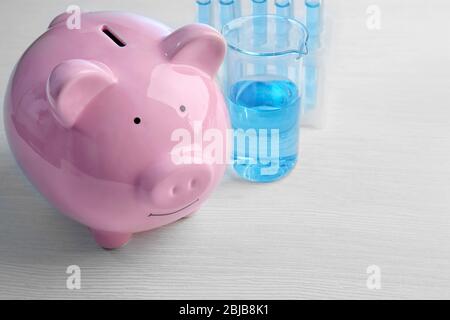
[4,12,229,249]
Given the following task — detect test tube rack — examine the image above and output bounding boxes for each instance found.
[196,0,331,128]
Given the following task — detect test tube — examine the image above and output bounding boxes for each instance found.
[304,0,322,111]
[252,0,268,75]
[218,1,237,86]
[252,0,268,15]
[234,0,242,18]
[219,0,237,31]
[305,0,321,51]
[197,0,213,26]
[275,0,294,78]
[275,0,294,18]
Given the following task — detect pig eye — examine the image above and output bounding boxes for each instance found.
[179,105,187,113]
[134,117,141,125]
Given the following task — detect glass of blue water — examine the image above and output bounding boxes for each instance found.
[222,15,308,183]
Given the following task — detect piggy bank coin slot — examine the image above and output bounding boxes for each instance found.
[102,26,126,47]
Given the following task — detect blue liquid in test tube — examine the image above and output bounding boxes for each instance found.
[234,0,242,18]
[304,0,322,111]
[275,0,294,18]
[220,0,237,30]
[306,0,321,51]
[252,0,268,16]
[252,0,268,75]
[275,0,294,77]
[197,0,212,25]
[219,0,238,84]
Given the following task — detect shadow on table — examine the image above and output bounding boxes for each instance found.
[0,148,185,266]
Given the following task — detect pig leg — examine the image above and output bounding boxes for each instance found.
[91,230,132,249]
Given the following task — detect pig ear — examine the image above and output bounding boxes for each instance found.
[47,60,117,128]
[161,24,226,77]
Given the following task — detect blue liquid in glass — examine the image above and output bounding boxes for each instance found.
[228,79,301,182]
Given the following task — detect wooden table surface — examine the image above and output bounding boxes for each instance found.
[0,0,449,299]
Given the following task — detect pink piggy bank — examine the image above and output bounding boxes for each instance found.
[4,12,229,249]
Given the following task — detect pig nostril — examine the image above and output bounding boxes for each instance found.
[171,186,180,196]
[188,179,197,189]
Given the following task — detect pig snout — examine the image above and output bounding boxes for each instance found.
[138,164,213,213]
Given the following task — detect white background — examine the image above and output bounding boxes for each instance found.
[0,0,449,299]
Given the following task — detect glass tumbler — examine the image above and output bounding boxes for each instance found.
[222,15,308,183]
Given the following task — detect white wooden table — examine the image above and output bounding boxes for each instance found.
[0,0,449,299]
